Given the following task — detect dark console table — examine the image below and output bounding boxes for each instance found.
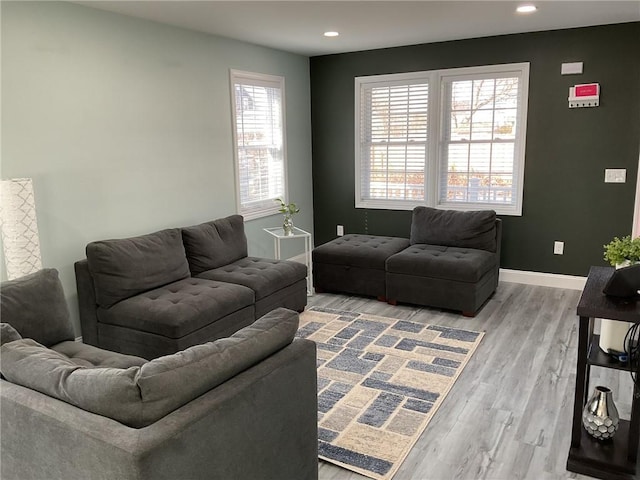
[567,266,640,480]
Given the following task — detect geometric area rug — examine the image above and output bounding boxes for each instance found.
[296,307,484,480]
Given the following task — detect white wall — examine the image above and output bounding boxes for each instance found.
[1,1,313,334]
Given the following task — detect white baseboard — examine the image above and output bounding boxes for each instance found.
[293,251,586,290]
[499,268,586,290]
[293,251,586,291]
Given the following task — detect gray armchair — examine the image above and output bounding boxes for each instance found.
[1,269,318,480]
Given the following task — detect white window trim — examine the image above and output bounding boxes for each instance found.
[355,62,529,216]
[230,69,288,221]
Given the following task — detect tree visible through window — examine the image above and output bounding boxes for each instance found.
[356,64,529,216]
[443,76,520,205]
[230,70,286,220]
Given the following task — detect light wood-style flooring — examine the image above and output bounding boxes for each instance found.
[308,281,634,480]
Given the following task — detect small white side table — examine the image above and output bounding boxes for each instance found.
[263,226,313,296]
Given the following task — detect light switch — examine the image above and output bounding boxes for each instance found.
[604,169,626,183]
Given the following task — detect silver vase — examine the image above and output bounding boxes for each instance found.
[582,386,619,440]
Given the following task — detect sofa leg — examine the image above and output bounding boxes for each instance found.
[462,311,476,318]
[387,299,397,306]
[377,295,387,302]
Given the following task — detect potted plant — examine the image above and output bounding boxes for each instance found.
[603,235,640,267]
[275,198,300,236]
[601,235,640,354]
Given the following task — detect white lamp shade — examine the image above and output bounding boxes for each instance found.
[0,178,43,280]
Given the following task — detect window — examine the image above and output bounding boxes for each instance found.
[230,70,287,220]
[356,63,529,215]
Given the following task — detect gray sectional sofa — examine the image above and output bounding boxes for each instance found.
[76,214,307,359]
[1,268,318,480]
[313,207,502,316]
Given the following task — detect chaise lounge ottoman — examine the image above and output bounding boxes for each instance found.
[312,234,410,300]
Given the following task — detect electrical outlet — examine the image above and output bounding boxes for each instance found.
[337,225,344,236]
[554,241,564,255]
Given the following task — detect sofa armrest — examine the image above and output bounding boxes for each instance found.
[1,338,318,480]
[74,259,99,346]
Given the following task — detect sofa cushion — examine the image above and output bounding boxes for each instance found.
[386,244,497,283]
[196,257,307,300]
[0,269,74,347]
[1,338,142,425]
[86,228,191,308]
[1,323,22,346]
[410,207,497,252]
[97,277,255,339]
[0,308,298,428]
[181,215,248,275]
[136,307,299,422]
[51,340,147,367]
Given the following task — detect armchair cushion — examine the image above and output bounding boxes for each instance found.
[181,215,248,275]
[0,269,74,347]
[1,307,299,428]
[410,206,497,252]
[86,228,191,308]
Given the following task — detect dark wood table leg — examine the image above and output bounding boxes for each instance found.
[571,315,591,448]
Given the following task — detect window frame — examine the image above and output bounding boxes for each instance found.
[355,62,529,216]
[230,69,288,221]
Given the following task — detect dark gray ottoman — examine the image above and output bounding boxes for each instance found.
[386,244,499,315]
[312,234,410,300]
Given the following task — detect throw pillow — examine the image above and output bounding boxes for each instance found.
[1,323,22,345]
[0,269,74,347]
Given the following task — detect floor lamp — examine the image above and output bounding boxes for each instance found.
[0,178,42,280]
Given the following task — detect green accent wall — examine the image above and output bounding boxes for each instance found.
[310,22,640,277]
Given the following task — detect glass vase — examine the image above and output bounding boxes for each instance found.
[283,215,293,236]
[582,385,619,440]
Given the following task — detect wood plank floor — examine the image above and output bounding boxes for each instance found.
[308,281,635,480]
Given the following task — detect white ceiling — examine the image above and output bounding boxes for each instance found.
[75,1,640,56]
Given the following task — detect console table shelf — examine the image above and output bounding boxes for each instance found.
[568,266,640,480]
[588,335,637,372]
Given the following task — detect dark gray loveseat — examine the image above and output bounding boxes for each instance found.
[1,269,318,480]
[76,214,307,359]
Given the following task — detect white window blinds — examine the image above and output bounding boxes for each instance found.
[359,81,429,204]
[355,63,529,216]
[230,70,286,219]
[440,72,524,210]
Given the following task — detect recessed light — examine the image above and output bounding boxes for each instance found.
[516,4,537,13]
[324,31,339,38]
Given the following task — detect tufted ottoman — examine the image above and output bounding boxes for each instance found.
[386,244,499,316]
[312,234,410,300]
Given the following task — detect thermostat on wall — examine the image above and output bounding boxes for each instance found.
[569,83,600,108]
